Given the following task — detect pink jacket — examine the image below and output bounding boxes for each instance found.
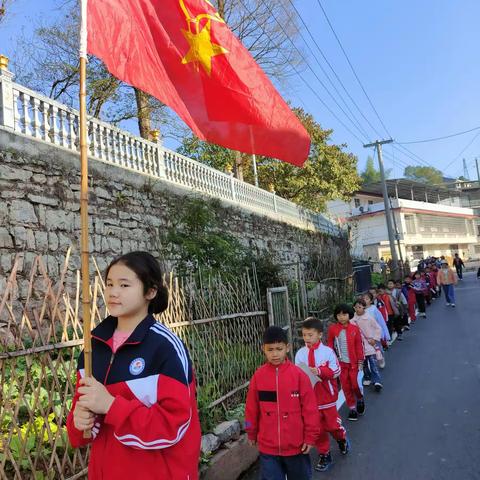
[437,268,457,286]
[351,313,382,356]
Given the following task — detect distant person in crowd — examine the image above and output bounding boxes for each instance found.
[402,275,417,323]
[437,261,458,307]
[296,318,350,473]
[245,326,318,480]
[328,305,365,423]
[387,280,408,336]
[379,257,387,274]
[394,280,410,331]
[363,292,390,349]
[369,287,389,348]
[377,284,402,340]
[453,253,465,280]
[477,266,480,279]
[411,271,428,318]
[352,300,383,392]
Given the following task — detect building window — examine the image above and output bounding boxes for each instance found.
[477,224,480,236]
[404,215,416,234]
[368,200,373,205]
[354,198,360,208]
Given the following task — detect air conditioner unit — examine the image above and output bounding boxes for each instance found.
[359,206,364,213]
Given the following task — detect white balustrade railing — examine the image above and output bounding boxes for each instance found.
[0,67,340,235]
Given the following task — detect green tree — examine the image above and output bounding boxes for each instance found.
[360,156,392,184]
[404,165,443,185]
[178,108,361,212]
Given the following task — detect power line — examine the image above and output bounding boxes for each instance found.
[442,130,480,174]
[236,0,372,144]
[396,125,480,144]
[315,0,392,139]
[283,0,385,141]
[278,0,371,140]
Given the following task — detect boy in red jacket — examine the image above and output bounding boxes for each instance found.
[245,326,319,480]
[328,304,365,422]
[295,317,350,473]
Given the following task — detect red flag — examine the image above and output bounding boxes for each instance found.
[87,0,310,166]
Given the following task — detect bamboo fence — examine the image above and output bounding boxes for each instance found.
[0,252,267,479]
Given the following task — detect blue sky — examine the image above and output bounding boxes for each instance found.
[1,0,480,180]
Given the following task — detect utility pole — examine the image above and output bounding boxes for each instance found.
[475,158,480,185]
[364,139,399,276]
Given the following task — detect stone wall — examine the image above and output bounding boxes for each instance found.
[0,129,350,291]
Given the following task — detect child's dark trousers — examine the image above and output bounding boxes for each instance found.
[259,452,312,480]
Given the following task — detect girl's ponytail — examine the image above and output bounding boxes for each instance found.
[149,283,169,314]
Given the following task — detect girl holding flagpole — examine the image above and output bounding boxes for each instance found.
[67,251,201,479]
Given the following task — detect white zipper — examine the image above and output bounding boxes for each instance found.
[276,367,281,455]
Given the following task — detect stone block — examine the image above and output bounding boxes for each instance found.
[201,434,221,456]
[0,164,32,181]
[32,173,47,184]
[213,420,241,444]
[201,435,258,480]
[48,232,59,250]
[27,193,59,207]
[1,190,25,199]
[0,228,13,248]
[9,200,38,224]
[12,226,27,247]
[35,232,48,252]
[45,210,74,231]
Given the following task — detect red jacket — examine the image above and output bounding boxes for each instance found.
[327,322,364,368]
[295,343,340,410]
[67,315,201,479]
[245,360,319,456]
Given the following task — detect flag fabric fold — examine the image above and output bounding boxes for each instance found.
[87,0,310,166]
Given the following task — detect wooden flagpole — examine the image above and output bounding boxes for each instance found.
[79,0,92,438]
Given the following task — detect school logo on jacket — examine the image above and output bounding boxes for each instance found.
[129,357,146,376]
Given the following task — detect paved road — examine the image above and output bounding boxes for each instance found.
[242,273,480,480]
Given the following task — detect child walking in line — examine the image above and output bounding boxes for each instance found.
[377,284,402,340]
[352,300,383,392]
[412,271,427,318]
[67,251,201,479]
[402,275,417,323]
[327,305,365,422]
[393,280,410,331]
[246,326,319,480]
[363,293,390,344]
[295,318,349,473]
[437,260,458,307]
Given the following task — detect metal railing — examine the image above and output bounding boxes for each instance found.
[0,65,339,235]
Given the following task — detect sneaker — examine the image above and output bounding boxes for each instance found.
[446,303,450,307]
[356,399,366,416]
[374,382,383,392]
[315,453,333,472]
[397,334,403,341]
[451,303,455,307]
[362,379,371,386]
[404,325,411,331]
[337,437,350,455]
[348,409,358,421]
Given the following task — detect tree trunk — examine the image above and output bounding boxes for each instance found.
[134,88,152,139]
[234,150,244,181]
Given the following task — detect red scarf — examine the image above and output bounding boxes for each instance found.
[308,341,321,368]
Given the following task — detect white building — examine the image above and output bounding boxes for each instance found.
[327,180,480,262]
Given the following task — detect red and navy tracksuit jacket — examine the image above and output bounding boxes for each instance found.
[244,360,319,456]
[67,315,201,479]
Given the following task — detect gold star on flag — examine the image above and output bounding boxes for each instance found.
[181,20,228,75]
